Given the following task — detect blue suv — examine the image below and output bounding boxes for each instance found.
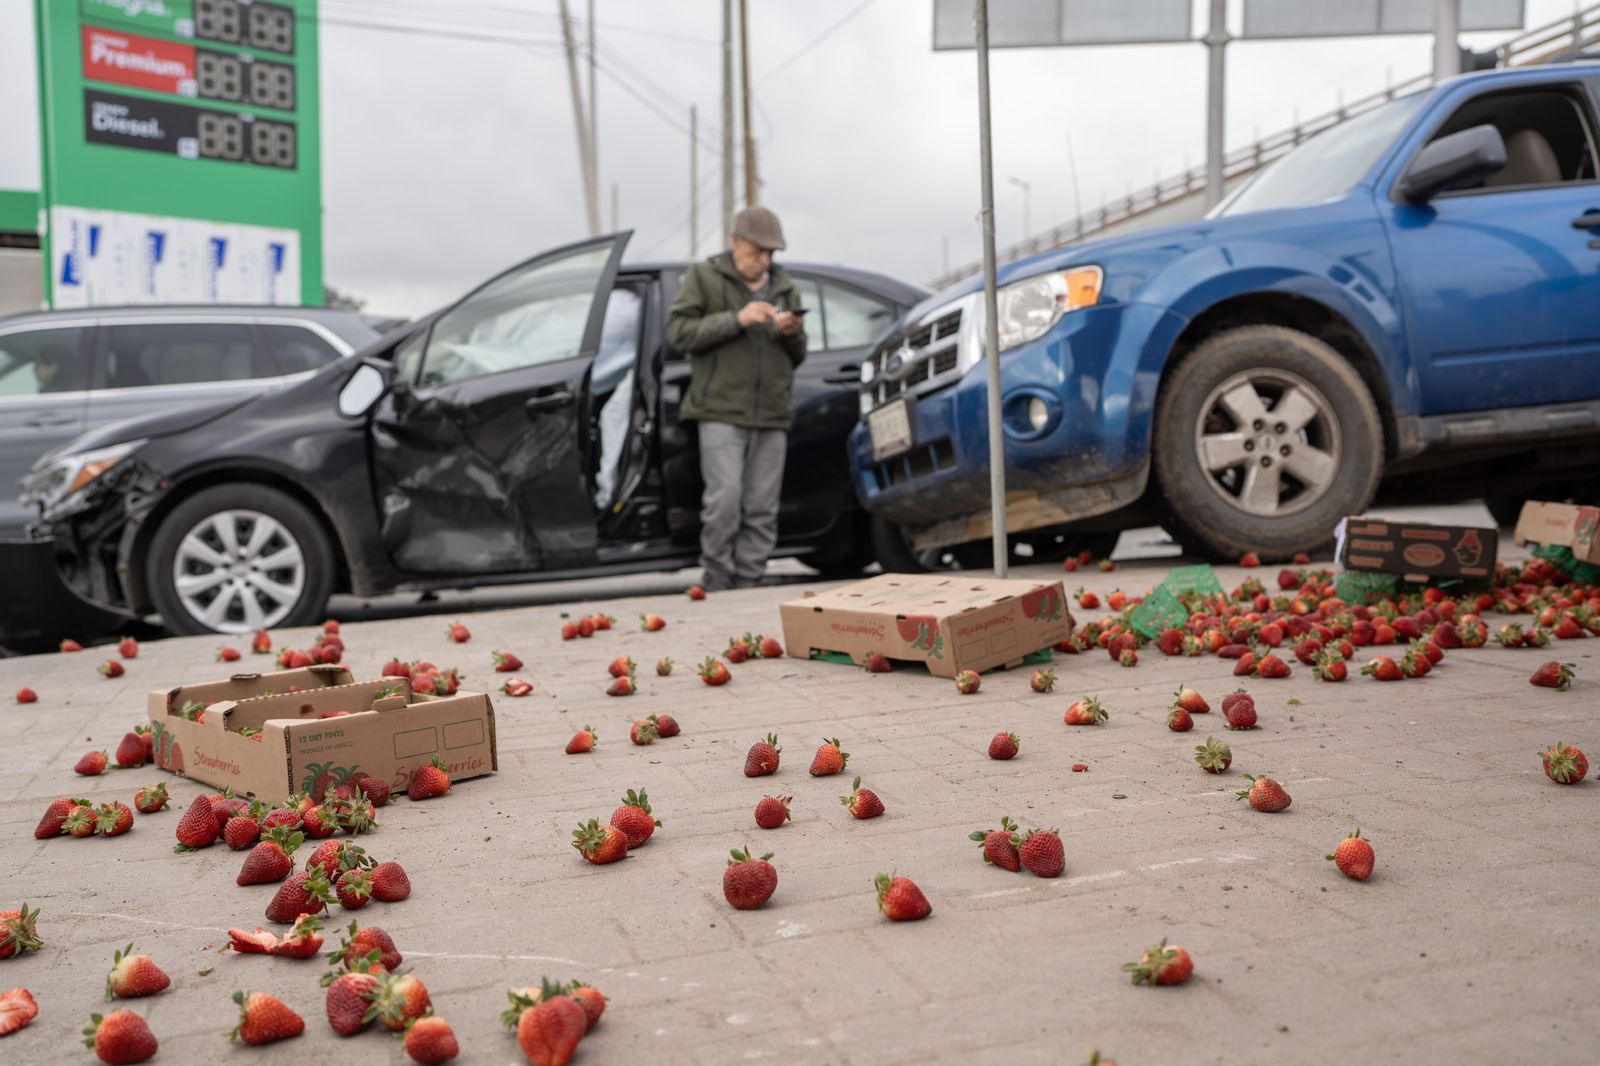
[852,62,1600,564]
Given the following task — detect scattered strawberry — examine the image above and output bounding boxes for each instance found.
[606,675,636,697]
[327,921,402,971]
[1064,697,1107,726]
[759,634,784,658]
[1098,559,1116,572]
[403,1015,459,1063]
[515,984,587,1065]
[264,869,333,923]
[1071,762,1089,773]
[722,845,778,910]
[1326,828,1375,881]
[808,737,849,776]
[987,731,1020,760]
[1118,648,1139,668]
[754,795,792,829]
[1194,736,1232,774]
[954,669,981,694]
[83,1009,158,1063]
[407,757,451,801]
[864,652,892,673]
[1077,588,1099,609]
[1256,653,1291,679]
[577,618,595,638]
[1361,655,1404,681]
[875,874,931,920]
[655,657,673,676]
[607,656,636,679]
[571,819,627,865]
[560,623,578,641]
[1122,938,1194,986]
[686,584,706,600]
[629,718,657,745]
[95,802,134,837]
[725,637,749,663]
[492,650,523,672]
[14,687,36,704]
[501,677,533,697]
[370,861,412,902]
[567,981,606,1031]
[969,815,1021,871]
[1530,661,1575,690]
[1539,742,1588,784]
[1018,827,1065,878]
[840,776,885,819]
[0,904,42,959]
[1030,668,1056,693]
[251,629,272,654]
[113,732,145,769]
[229,990,304,1046]
[324,969,380,1036]
[105,944,169,1000]
[222,813,261,850]
[651,713,680,737]
[35,796,84,838]
[565,725,597,754]
[0,987,38,1037]
[446,622,471,643]
[335,869,374,910]
[640,613,666,631]
[1238,551,1260,567]
[369,970,432,1032]
[698,656,732,686]
[1173,685,1209,714]
[60,638,84,652]
[131,784,168,815]
[610,789,660,848]
[744,734,781,776]
[1167,705,1193,732]
[1221,690,1257,730]
[1236,773,1292,812]
[75,750,108,775]
[117,636,138,659]
[1313,650,1348,681]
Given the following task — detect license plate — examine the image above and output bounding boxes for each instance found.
[868,399,913,460]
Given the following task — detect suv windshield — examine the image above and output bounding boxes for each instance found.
[1216,93,1425,217]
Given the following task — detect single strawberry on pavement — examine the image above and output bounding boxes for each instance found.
[1194,736,1232,773]
[1539,742,1588,784]
[744,734,781,776]
[229,990,304,1045]
[83,1009,158,1063]
[754,795,792,829]
[723,845,778,909]
[404,1015,460,1063]
[1018,828,1065,878]
[1529,661,1575,690]
[610,788,661,848]
[954,669,981,694]
[969,815,1021,871]
[565,725,597,754]
[1122,938,1194,986]
[988,731,1020,759]
[875,873,932,920]
[808,737,849,776]
[1236,773,1292,812]
[571,819,627,864]
[0,988,38,1037]
[840,776,885,819]
[1326,829,1375,881]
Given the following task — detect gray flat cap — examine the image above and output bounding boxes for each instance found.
[732,206,786,251]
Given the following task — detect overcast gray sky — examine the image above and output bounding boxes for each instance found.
[0,0,1589,314]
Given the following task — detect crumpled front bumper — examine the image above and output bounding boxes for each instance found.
[0,536,137,652]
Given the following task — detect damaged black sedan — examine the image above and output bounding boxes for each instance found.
[17,233,924,635]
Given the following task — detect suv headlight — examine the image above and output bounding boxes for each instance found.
[995,266,1103,352]
[20,440,147,512]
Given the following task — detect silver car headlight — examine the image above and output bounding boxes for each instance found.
[20,439,147,512]
[994,266,1103,352]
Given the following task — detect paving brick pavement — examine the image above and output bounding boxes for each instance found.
[2,556,1597,1065]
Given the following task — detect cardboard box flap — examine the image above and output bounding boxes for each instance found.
[1514,501,1600,563]
[153,665,354,720]
[209,678,418,731]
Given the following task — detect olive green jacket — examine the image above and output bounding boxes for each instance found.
[666,252,808,430]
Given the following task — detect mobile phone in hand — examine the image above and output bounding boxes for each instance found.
[787,307,810,316]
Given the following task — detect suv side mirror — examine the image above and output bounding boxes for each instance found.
[337,362,388,417]
[1397,124,1506,204]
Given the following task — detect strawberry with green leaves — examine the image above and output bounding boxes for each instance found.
[875,874,931,920]
[83,1009,158,1063]
[723,846,777,909]
[1064,697,1107,726]
[265,869,334,924]
[1540,742,1588,784]
[744,734,780,776]
[969,816,1021,871]
[698,656,732,686]
[754,795,792,829]
[1193,736,1232,774]
[1122,938,1193,986]
[808,738,849,776]
[571,819,627,865]
[229,990,304,1046]
[95,802,134,838]
[1018,828,1065,878]
[1326,829,1375,881]
[174,798,222,851]
[987,731,1020,759]
[840,777,884,819]
[404,1015,459,1063]
[610,789,661,848]
[132,783,168,814]
[565,725,597,754]
[407,757,450,801]
[954,669,981,694]
[105,945,169,1001]
[323,968,380,1037]
[0,903,43,959]
[1236,773,1292,812]
[1530,661,1575,690]
[1030,668,1056,693]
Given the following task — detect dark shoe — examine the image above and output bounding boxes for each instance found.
[701,573,735,592]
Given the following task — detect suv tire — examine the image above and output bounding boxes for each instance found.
[1152,325,1382,561]
[148,483,337,635]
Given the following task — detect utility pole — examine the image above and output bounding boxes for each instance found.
[689,104,699,257]
[1203,0,1228,210]
[1433,0,1462,80]
[721,0,734,243]
[975,0,1008,577]
[739,0,758,207]
[587,0,598,214]
[559,0,600,235]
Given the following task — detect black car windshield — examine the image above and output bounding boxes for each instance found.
[1215,93,1425,217]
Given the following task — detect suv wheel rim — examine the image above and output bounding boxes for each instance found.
[1193,369,1342,518]
[172,509,305,632]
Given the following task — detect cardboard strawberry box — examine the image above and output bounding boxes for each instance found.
[146,666,497,804]
[1335,516,1496,581]
[1513,501,1600,564]
[779,573,1073,678]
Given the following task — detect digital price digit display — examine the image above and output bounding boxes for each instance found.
[195,50,296,110]
[195,0,296,55]
[85,89,298,170]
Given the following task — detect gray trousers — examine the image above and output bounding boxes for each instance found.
[698,421,787,586]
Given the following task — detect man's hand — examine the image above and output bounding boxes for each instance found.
[774,310,803,336]
[737,301,776,328]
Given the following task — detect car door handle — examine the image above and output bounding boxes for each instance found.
[525,389,574,414]
[23,413,77,428]
[824,363,861,385]
[1572,211,1600,230]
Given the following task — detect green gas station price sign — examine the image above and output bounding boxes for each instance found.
[35,0,321,307]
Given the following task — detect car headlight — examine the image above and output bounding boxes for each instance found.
[995,266,1103,352]
[20,440,147,512]
[860,359,877,385]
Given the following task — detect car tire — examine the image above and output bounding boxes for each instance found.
[870,515,965,573]
[1151,325,1382,562]
[147,483,337,636]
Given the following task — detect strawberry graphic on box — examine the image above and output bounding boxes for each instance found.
[895,615,944,659]
[301,762,360,800]
[1020,587,1064,623]
[150,721,185,775]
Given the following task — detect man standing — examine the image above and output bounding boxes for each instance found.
[666,206,806,590]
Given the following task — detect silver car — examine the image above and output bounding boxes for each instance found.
[0,305,384,535]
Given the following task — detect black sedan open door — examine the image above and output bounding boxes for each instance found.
[371,233,630,575]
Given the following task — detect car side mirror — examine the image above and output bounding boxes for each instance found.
[1397,124,1506,204]
[337,362,388,417]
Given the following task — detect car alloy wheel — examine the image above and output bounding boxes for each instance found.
[172,509,307,633]
[1192,369,1342,519]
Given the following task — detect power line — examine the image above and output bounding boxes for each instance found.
[759,0,884,85]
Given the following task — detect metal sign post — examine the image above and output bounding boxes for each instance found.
[974,0,1008,578]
